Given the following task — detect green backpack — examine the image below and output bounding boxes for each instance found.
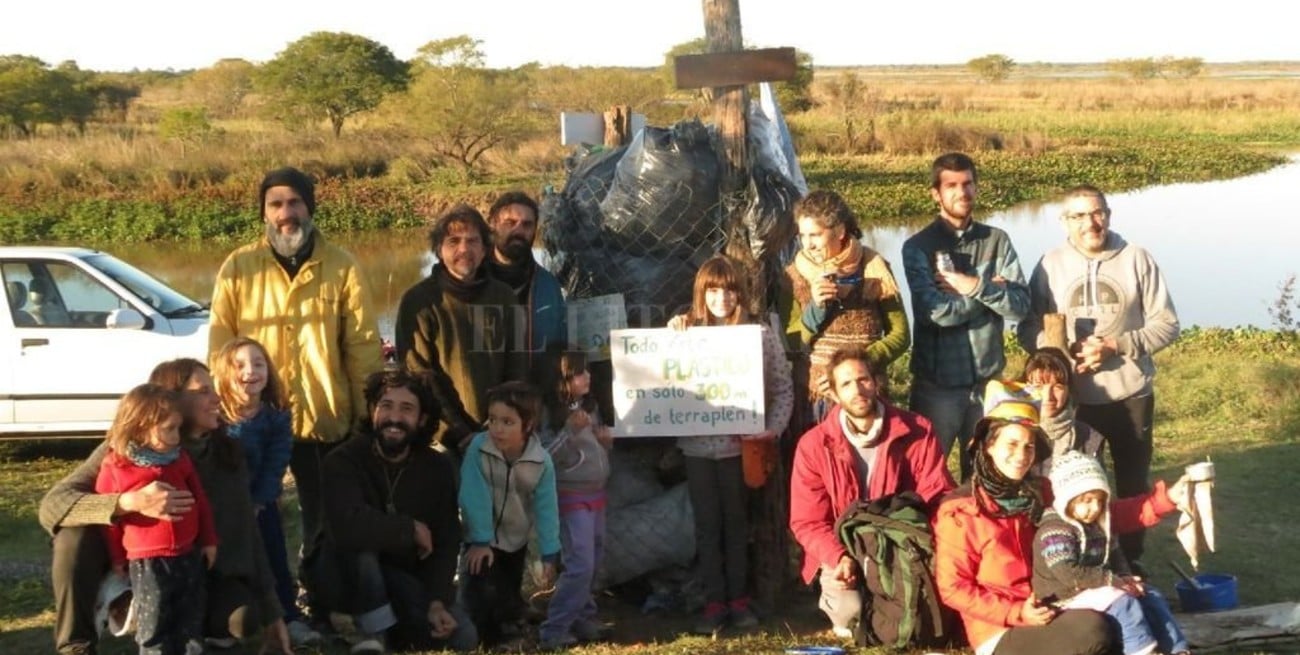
[834,491,953,650]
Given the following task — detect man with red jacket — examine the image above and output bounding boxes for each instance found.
[790,346,956,638]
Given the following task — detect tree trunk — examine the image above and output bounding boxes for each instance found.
[603,105,632,147]
[702,0,792,611]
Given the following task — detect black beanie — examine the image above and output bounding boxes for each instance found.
[259,167,316,218]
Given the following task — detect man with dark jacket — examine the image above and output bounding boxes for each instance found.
[484,191,567,372]
[306,369,476,654]
[789,347,956,639]
[395,204,526,451]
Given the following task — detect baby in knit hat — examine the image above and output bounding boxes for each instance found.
[1032,451,1190,655]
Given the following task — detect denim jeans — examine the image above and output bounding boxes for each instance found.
[539,504,605,641]
[908,379,986,479]
[1138,587,1189,655]
[1104,593,1157,655]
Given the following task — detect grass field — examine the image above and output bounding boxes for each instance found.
[1,329,1296,654]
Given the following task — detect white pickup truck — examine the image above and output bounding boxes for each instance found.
[1,247,210,437]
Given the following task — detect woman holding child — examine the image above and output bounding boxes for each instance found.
[40,358,291,655]
[932,385,1187,655]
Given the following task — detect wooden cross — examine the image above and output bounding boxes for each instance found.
[672,1,798,612]
[673,0,797,197]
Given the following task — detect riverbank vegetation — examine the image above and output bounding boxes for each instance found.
[1,328,1296,654]
[3,52,1300,244]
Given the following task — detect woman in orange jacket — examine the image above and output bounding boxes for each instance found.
[932,389,1186,655]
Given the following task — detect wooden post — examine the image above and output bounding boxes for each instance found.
[603,105,632,147]
[704,0,748,199]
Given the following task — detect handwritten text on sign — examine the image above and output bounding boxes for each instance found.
[611,325,765,437]
[566,294,626,362]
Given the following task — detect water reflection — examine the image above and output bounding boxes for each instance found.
[94,154,1300,332]
[114,231,432,338]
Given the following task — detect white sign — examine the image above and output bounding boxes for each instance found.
[610,325,765,437]
[566,294,627,362]
[559,111,647,146]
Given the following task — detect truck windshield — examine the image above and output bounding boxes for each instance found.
[84,254,207,316]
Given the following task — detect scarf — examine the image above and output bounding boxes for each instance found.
[793,237,865,286]
[126,441,181,467]
[435,263,490,303]
[973,448,1044,520]
[487,255,536,303]
[793,239,900,301]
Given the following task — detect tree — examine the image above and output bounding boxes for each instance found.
[395,35,535,180]
[1107,58,1161,81]
[184,58,255,118]
[158,107,213,155]
[528,66,669,120]
[257,32,408,137]
[775,49,815,113]
[967,54,1016,83]
[662,38,711,105]
[823,72,881,154]
[0,56,96,136]
[1161,57,1205,79]
[86,74,141,123]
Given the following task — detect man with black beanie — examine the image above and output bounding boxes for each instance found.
[209,166,383,640]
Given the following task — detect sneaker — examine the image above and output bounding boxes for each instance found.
[693,602,728,636]
[538,632,579,651]
[350,634,386,655]
[572,617,613,642]
[204,636,238,649]
[728,598,759,628]
[287,619,323,646]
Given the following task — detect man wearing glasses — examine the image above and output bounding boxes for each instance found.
[1017,184,1180,565]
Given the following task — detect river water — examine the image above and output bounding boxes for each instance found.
[115,155,1299,333]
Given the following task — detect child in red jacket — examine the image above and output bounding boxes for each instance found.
[95,383,217,655]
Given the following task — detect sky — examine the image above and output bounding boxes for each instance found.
[4,0,1295,72]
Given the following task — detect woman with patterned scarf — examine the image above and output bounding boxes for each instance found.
[778,189,910,435]
[932,383,1186,655]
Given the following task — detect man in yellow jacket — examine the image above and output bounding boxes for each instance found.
[209,166,382,579]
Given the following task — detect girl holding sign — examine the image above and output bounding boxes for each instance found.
[667,255,794,635]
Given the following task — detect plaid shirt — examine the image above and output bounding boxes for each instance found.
[901,218,1030,387]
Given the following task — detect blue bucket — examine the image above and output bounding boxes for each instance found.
[1174,573,1238,612]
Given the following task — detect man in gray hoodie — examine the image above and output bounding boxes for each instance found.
[1017,184,1180,563]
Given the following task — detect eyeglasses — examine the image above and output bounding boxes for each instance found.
[1063,208,1110,222]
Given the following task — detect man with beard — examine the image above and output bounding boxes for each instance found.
[901,152,1030,479]
[307,370,477,654]
[789,347,955,639]
[484,191,566,371]
[395,204,525,452]
[209,166,382,584]
[1017,184,1179,563]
